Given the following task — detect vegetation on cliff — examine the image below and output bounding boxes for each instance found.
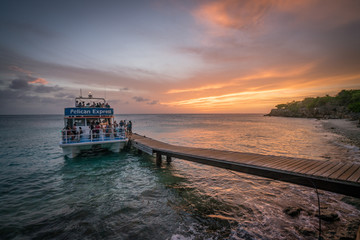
[267,89,360,119]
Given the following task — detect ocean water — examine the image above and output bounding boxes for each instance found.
[0,114,359,240]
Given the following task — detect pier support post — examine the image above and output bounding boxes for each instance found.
[156,153,162,166]
[166,155,172,163]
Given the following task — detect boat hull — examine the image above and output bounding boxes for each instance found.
[60,139,127,158]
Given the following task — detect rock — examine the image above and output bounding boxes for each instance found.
[315,212,340,222]
[297,226,316,237]
[284,206,302,217]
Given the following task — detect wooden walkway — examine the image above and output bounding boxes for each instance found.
[130,134,360,198]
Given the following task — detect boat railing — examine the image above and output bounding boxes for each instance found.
[61,128,126,144]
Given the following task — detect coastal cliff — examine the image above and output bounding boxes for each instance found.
[266,89,360,120]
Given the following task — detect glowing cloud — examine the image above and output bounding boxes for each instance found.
[195,0,271,30]
[165,89,286,107]
[28,78,48,85]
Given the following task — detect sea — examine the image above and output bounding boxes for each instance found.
[0,114,359,240]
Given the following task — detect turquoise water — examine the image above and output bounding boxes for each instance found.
[0,114,359,239]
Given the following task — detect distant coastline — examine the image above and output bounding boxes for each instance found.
[266,89,360,121]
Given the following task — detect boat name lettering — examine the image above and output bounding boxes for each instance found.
[65,108,113,116]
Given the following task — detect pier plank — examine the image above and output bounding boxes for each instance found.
[338,164,360,181]
[280,158,308,171]
[292,160,319,173]
[329,163,353,179]
[348,167,360,182]
[297,161,324,174]
[317,163,342,178]
[305,161,332,175]
[263,157,297,169]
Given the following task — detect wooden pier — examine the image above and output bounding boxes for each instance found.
[130,134,360,198]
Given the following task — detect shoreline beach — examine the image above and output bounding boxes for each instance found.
[321,119,360,149]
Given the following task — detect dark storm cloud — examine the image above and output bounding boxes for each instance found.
[9,79,30,90]
[7,76,62,93]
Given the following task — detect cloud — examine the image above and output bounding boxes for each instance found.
[195,0,272,30]
[8,65,33,75]
[29,78,48,85]
[147,100,159,105]
[33,84,62,93]
[55,92,76,98]
[0,46,171,94]
[7,75,60,93]
[0,89,73,114]
[132,96,159,105]
[195,0,360,32]
[9,79,30,90]
[133,96,149,102]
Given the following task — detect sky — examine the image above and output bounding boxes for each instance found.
[1,0,360,114]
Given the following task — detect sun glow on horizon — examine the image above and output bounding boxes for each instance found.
[164,89,287,107]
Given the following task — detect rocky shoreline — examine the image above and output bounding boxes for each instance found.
[321,119,360,149]
[265,108,360,121]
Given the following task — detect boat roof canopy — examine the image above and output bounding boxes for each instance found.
[65,116,114,119]
[75,96,106,102]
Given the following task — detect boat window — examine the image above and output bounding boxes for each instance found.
[100,118,110,125]
[74,119,85,126]
[86,118,102,126]
[87,119,94,126]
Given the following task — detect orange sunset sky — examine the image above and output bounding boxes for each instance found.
[1,0,360,114]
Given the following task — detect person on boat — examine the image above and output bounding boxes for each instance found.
[95,122,100,138]
[89,121,95,139]
[126,121,132,137]
[62,125,70,142]
[105,124,111,137]
[70,123,77,141]
[77,127,83,141]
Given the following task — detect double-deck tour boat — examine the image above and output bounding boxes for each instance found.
[60,93,128,158]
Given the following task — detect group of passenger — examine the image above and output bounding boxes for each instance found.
[62,123,83,141]
[113,120,132,135]
[62,119,133,143]
[75,101,110,108]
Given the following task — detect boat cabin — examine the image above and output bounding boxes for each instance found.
[64,94,115,138]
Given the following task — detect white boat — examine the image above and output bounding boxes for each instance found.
[59,93,128,158]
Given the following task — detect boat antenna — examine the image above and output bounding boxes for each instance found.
[80,89,83,98]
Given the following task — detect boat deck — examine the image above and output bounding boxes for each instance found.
[61,135,126,145]
[131,133,360,198]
